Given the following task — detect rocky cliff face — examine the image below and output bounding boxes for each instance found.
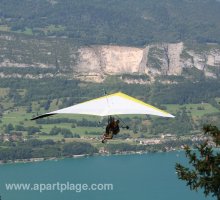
[0,33,220,83]
[74,42,220,82]
[75,46,144,82]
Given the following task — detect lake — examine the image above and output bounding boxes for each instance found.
[0,152,213,200]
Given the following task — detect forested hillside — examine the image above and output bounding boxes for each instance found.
[0,0,220,45]
[0,0,220,158]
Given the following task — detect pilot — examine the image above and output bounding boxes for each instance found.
[102,117,120,143]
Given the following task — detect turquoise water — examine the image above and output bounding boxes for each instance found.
[0,152,213,200]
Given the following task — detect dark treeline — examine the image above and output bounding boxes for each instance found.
[0,140,98,162]
[2,123,80,138]
[49,127,80,138]
[1,77,220,107]
[149,107,194,135]
[0,67,58,75]
[3,123,41,135]
[150,79,220,104]
[63,142,97,156]
[0,77,150,107]
[36,118,103,127]
[0,138,197,161]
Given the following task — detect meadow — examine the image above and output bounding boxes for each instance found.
[1,89,220,142]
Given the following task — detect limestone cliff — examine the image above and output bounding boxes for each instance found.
[75,45,144,82]
[0,33,220,83]
[74,42,220,82]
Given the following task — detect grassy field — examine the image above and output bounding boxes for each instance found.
[41,25,65,35]
[37,134,64,141]
[13,27,33,35]
[0,25,10,32]
[215,97,220,102]
[0,88,9,97]
[164,103,220,117]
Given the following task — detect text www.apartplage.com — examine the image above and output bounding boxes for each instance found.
[5,182,114,193]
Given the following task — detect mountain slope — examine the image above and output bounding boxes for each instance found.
[0,0,220,45]
[0,33,219,83]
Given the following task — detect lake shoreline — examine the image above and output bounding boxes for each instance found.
[0,149,179,165]
[3,145,219,165]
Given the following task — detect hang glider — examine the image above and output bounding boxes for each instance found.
[31,92,175,120]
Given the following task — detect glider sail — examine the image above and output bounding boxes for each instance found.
[31,92,174,120]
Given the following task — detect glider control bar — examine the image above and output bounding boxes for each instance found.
[31,113,56,120]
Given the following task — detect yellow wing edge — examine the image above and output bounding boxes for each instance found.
[78,92,174,117]
[116,92,174,117]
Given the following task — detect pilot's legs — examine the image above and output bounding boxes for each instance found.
[102,131,113,143]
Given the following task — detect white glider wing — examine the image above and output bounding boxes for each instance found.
[31,92,174,120]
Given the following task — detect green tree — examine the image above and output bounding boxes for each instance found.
[63,142,98,155]
[176,124,220,200]
[49,127,61,135]
[27,126,40,135]
[0,104,3,118]
[26,103,32,113]
[5,123,14,134]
